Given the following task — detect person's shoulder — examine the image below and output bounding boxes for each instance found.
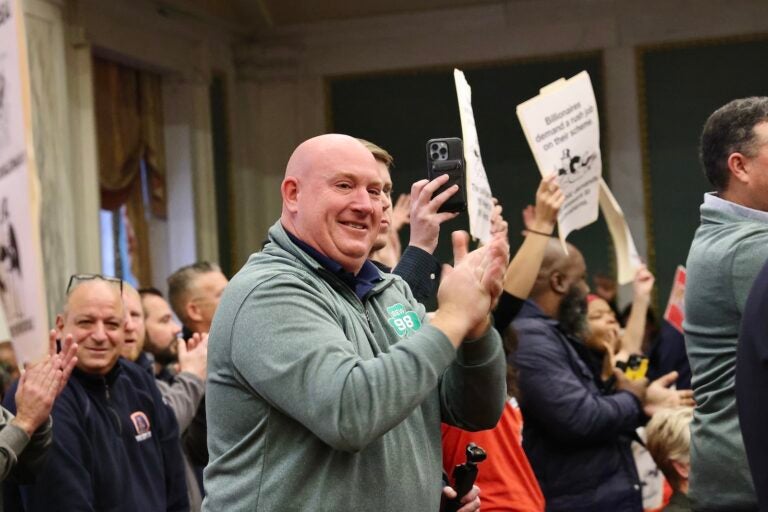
[732,223,768,250]
[700,215,768,241]
[512,317,566,356]
[230,250,321,296]
[117,359,158,391]
[513,314,556,337]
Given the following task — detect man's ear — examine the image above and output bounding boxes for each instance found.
[185,300,203,323]
[727,152,751,185]
[281,177,300,213]
[671,459,690,480]
[550,271,567,294]
[55,314,65,333]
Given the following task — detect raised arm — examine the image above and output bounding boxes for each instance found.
[503,175,564,299]
[2,331,78,483]
[437,232,508,431]
[231,235,507,452]
[494,176,563,332]
[392,175,460,302]
[617,265,654,360]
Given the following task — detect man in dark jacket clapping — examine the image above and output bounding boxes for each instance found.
[4,275,189,511]
[512,240,683,512]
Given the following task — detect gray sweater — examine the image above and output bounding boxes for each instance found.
[684,193,768,511]
[203,222,506,512]
[0,408,51,482]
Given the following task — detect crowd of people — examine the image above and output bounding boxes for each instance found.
[0,96,766,511]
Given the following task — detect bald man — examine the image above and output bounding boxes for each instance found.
[4,276,188,511]
[511,240,654,512]
[204,134,508,511]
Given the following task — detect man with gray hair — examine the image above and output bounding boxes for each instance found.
[684,97,768,511]
[4,275,188,511]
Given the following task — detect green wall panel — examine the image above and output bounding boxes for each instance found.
[329,54,613,308]
[642,36,768,303]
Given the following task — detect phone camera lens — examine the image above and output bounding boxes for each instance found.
[431,144,439,151]
[439,147,447,155]
[431,152,439,160]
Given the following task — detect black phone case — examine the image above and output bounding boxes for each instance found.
[426,137,467,214]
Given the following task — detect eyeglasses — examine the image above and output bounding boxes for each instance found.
[66,274,123,295]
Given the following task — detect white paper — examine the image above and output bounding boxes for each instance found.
[454,69,493,244]
[516,71,602,246]
[0,300,9,343]
[598,178,642,284]
[0,0,49,364]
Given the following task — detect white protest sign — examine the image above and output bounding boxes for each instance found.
[454,69,493,244]
[598,178,642,284]
[0,0,49,365]
[0,301,9,343]
[516,71,602,246]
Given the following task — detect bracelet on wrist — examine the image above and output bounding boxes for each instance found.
[525,228,554,237]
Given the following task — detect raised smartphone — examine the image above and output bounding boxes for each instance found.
[426,137,467,214]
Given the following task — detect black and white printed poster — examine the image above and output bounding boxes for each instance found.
[0,0,48,364]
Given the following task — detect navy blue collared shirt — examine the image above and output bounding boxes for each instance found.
[286,231,383,300]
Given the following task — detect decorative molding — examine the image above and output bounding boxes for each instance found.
[234,39,304,81]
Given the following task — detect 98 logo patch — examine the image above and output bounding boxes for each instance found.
[386,303,422,337]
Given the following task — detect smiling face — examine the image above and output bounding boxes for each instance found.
[282,135,383,273]
[57,281,124,375]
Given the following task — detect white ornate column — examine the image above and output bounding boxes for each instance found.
[23,0,80,318]
[64,20,101,274]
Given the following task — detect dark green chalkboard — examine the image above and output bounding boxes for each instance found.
[329,54,613,306]
[641,36,768,305]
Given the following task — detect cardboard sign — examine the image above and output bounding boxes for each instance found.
[598,178,642,284]
[664,266,686,334]
[454,69,494,243]
[517,71,602,247]
[0,0,49,364]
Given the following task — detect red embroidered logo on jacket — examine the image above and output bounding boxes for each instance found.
[130,411,152,442]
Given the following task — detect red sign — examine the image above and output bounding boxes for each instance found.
[664,266,686,334]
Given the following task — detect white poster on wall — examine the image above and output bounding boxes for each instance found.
[516,71,602,246]
[0,0,49,365]
[454,69,494,244]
